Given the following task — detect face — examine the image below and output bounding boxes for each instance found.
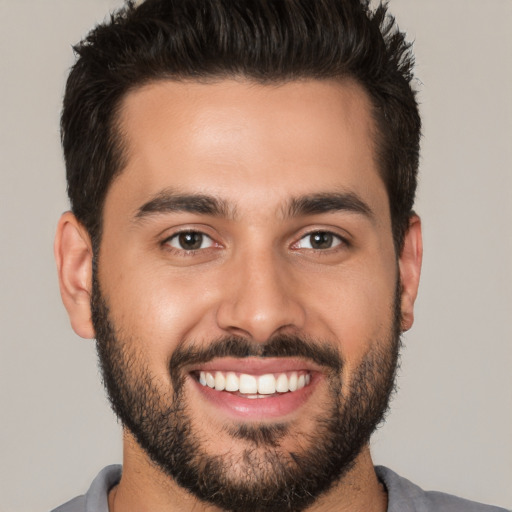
[92,79,405,511]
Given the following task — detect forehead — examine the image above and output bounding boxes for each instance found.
[108,78,387,221]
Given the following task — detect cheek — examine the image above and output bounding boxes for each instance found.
[303,263,397,360]
[99,253,220,360]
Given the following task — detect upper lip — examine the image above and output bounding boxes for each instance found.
[189,357,322,375]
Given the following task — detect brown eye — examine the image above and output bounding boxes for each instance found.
[310,232,333,249]
[296,231,342,250]
[167,231,213,251]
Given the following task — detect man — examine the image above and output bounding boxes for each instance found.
[51,1,507,511]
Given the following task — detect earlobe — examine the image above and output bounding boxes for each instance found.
[399,215,423,332]
[54,212,95,339]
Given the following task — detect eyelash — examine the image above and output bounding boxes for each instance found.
[162,230,216,254]
[161,229,349,255]
[292,231,348,251]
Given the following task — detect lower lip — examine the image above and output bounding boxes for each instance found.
[191,374,319,420]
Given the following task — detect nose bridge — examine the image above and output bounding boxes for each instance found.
[216,243,305,342]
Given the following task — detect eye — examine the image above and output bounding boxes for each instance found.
[165,231,214,251]
[295,231,343,250]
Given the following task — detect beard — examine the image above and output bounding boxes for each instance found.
[91,272,401,512]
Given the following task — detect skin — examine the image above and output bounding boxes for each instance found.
[55,78,422,512]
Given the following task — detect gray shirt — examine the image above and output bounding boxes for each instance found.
[51,465,509,512]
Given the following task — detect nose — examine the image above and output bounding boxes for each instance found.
[216,248,306,343]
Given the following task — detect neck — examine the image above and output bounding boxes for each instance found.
[109,431,387,512]
[304,448,388,512]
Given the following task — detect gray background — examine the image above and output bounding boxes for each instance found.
[1,1,511,511]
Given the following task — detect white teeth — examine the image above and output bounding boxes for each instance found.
[288,373,298,391]
[198,370,311,395]
[239,374,258,394]
[214,372,226,391]
[257,374,276,395]
[225,371,239,392]
[275,373,289,393]
[205,372,215,388]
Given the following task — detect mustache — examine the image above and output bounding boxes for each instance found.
[169,334,343,375]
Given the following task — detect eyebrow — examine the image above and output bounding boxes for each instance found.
[285,192,374,220]
[134,189,235,220]
[134,189,373,222]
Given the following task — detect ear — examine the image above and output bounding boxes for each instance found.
[399,215,423,332]
[54,212,95,339]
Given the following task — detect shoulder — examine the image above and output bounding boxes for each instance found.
[49,465,122,512]
[51,495,85,512]
[375,466,510,512]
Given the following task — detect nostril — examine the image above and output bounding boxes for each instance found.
[216,304,306,344]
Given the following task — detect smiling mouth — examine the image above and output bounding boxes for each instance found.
[195,370,312,398]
